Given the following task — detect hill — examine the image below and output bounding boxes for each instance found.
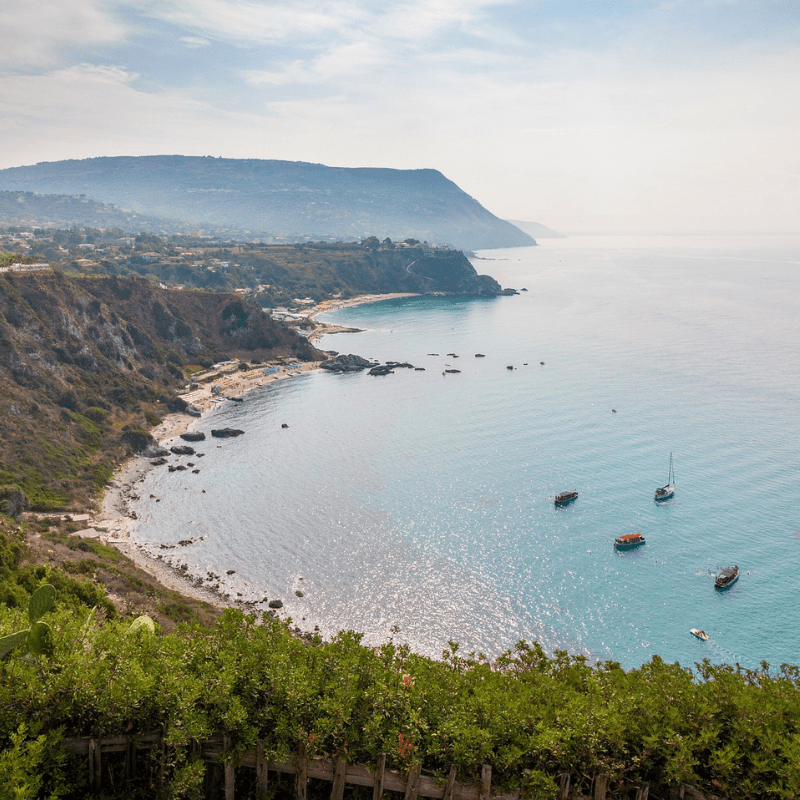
[0,190,182,234]
[0,270,321,510]
[0,156,536,251]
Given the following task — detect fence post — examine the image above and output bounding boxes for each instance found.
[331,757,347,800]
[480,764,492,800]
[223,735,235,800]
[372,752,387,800]
[558,773,570,800]
[593,774,607,800]
[89,738,101,793]
[296,743,308,800]
[257,740,268,797]
[443,765,457,800]
[126,735,136,780]
[404,761,422,800]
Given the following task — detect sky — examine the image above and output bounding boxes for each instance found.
[0,0,798,234]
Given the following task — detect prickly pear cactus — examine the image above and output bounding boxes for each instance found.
[0,584,56,659]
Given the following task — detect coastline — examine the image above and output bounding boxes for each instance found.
[88,292,417,616]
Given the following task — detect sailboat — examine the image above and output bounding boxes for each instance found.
[654,453,675,501]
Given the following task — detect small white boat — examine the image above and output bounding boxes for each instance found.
[690,629,709,641]
[654,453,675,501]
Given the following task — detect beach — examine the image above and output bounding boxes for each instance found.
[86,292,417,613]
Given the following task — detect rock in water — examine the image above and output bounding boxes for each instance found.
[211,428,244,438]
[170,445,196,455]
[180,431,206,442]
[320,354,377,372]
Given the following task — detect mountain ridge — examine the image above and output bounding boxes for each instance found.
[0,156,536,251]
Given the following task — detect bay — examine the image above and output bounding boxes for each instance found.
[130,234,800,669]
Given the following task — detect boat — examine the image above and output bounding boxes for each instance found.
[654,453,675,501]
[554,491,578,505]
[690,629,709,641]
[715,566,739,589]
[614,532,646,550]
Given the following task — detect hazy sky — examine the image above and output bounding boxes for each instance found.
[1,0,798,233]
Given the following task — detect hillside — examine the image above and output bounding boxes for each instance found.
[0,270,321,510]
[0,156,535,250]
[0,191,181,234]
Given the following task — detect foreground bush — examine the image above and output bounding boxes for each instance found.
[2,596,800,799]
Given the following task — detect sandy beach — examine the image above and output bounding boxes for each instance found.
[86,292,417,610]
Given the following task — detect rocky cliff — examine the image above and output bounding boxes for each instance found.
[0,271,321,510]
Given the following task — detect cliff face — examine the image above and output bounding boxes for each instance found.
[0,156,536,250]
[0,272,321,509]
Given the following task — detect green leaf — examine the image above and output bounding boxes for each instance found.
[28,584,56,625]
[128,614,156,635]
[27,622,53,657]
[0,630,29,657]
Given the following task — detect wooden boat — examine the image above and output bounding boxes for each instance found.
[654,453,675,501]
[690,629,709,641]
[554,491,578,505]
[614,532,646,550]
[715,566,739,589]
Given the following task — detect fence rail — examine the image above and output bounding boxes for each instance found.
[59,733,712,800]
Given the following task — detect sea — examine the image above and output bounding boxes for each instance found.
[129,234,800,671]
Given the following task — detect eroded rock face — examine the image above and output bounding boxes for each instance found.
[122,430,157,453]
[320,354,377,372]
[0,485,30,518]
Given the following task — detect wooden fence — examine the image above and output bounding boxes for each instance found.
[59,733,710,800]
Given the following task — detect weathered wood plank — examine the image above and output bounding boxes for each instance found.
[635,785,650,800]
[443,765,457,800]
[480,765,491,800]
[372,752,387,800]
[331,757,347,800]
[404,762,422,800]
[223,736,235,800]
[257,740,268,796]
[89,739,100,793]
[558,773,571,800]
[594,774,607,800]
[296,745,308,800]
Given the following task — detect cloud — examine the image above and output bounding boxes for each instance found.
[179,36,212,48]
[0,0,126,70]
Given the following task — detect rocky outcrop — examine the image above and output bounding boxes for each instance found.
[211,428,244,438]
[320,354,378,373]
[122,430,157,453]
[180,432,206,442]
[0,485,30,518]
[170,445,195,456]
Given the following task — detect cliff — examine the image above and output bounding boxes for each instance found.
[0,271,321,509]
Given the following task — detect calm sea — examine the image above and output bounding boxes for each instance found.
[130,234,800,670]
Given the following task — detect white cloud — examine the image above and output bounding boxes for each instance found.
[179,36,212,48]
[0,0,125,69]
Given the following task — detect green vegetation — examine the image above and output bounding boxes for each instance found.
[2,516,800,799]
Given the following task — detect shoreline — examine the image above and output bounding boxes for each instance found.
[87,292,417,618]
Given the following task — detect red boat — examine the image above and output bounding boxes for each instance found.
[614,532,646,550]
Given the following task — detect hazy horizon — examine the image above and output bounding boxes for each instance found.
[1,1,798,235]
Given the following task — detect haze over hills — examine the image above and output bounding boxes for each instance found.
[0,157,535,251]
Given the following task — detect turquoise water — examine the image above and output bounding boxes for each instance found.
[131,235,800,670]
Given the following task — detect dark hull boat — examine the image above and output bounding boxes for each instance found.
[715,566,739,590]
[615,532,646,550]
[655,453,675,501]
[554,491,578,505]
